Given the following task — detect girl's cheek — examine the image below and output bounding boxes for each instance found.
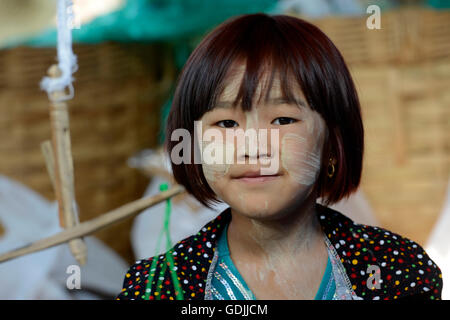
[280,131,322,186]
[201,140,234,183]
[281,113,326,186]
[280,110,327,186]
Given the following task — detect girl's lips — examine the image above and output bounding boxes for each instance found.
[234,175,281,183]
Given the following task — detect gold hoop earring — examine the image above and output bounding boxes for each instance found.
[327,157,335,178]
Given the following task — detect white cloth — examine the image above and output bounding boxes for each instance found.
[0,175,128,299]
[326,188,379,226]
[425,179,450,300]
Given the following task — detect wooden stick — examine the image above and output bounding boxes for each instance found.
[0,184,185,264]
[41,139,87,265]
[41,140,56,192]
[47,64,87,265]
[48,65,77,228]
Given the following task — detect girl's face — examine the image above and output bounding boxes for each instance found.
[197,65,327,220]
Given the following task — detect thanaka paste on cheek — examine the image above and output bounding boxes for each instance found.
[201,140,234,182]
[280,111,325,186]
[281,133,321,186]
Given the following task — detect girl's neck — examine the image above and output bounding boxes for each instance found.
[227,191,324,261]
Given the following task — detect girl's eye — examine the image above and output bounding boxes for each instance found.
[216,120,239,128]
[272,117,298,125]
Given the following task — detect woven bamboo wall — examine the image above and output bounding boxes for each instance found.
[303,8,450,246]
[0,42,176,263]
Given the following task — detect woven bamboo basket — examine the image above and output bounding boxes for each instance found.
[302,8,450,65]
[0,42,176,263]
[311,9,403,65]
[299,8,450,245]
[352,61,449,245]
[417,8,450,61]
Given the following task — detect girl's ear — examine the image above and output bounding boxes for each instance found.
[330,157,337,166]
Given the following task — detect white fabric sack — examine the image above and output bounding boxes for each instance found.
[0,175,128,299]
[425,179,450,300]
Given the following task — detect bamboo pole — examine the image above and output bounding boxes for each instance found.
[0,184,185,264]
[46,64,86,265]
[41,141,56,192]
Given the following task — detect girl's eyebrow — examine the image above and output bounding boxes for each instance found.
[215,97,307,110]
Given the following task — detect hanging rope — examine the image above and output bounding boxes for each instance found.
[40,0,78,101]
[39,0,86,264]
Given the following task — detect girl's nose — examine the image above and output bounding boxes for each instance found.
[236,129,275,165]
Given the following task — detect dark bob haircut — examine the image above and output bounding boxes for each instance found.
[165,13,364,209]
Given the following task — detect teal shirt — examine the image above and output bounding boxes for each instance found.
[210,222,336,300]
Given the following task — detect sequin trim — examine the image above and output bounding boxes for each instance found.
[204,247,220,300]
[324,236,361,300]
[214,271,237,299]
[218,261,254,300]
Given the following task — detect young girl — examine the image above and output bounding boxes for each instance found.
[117,13,442,300]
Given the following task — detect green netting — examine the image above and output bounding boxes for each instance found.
[4,0,278,47]
[427,0,450,8]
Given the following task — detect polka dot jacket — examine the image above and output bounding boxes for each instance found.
[117,204,443,300]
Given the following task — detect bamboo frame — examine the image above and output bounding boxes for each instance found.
[0,64,187,265]
[46,64,87,265]
[0,184,185,264]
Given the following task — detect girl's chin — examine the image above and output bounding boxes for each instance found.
[232,208,290,222]
[230,201,283,219]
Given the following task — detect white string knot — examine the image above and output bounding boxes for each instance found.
[40,0,78,102]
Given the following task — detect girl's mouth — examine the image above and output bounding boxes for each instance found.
[234,174,281,183]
